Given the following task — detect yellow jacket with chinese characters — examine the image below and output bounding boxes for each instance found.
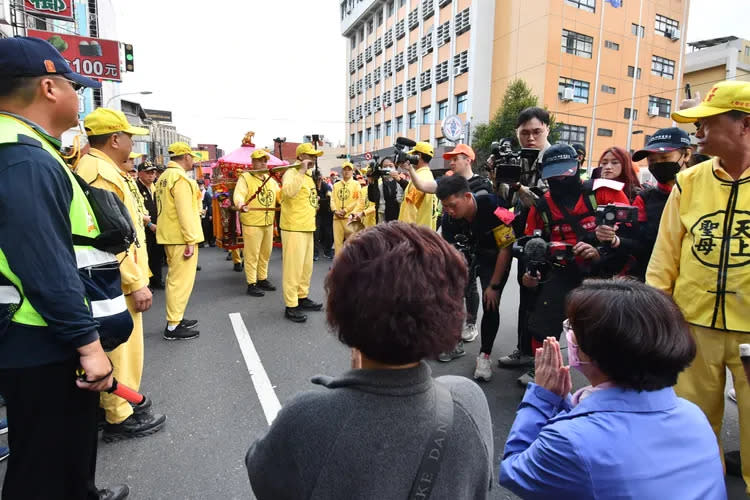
[399,166,437,230]
[358,185,377,227]
[279,168,317,232]
[332,179,361,219]
[75,149,150,294]
[154,162,204,245]
[647,157,750,333]
[234,171,280,227]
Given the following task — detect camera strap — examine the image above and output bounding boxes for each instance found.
[407,382,454,500]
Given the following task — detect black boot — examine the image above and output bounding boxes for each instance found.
[298,297,323,311]
[257,279,276,291]
[285,307,307,323]
[102,412,166,443]
[246,284,265,297]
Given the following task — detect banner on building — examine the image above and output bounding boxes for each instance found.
[144,109,173,122]
[27,30,121,82]
[24,0,74,21]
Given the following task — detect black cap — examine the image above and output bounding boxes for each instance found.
[571,143,586,156]
[632,127,690,161]
[540,144,579,180]
[0,36,102,89]
[138,161,157,172]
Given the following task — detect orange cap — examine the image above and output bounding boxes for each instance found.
[442,143,475,161]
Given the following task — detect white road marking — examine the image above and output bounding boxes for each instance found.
[229,312,281,425]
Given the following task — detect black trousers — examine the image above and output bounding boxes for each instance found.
[201,216,215,246]
[516,263,535,356]
[315,211,333,255]
[466,257,510,356]
[146,233,165,285]
[0,357,100,500]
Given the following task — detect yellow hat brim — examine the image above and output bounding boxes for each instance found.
[671,104,729,123]
[124,125,150,135]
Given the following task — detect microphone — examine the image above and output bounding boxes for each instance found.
[395,136,417,148]
[524,237,547,275]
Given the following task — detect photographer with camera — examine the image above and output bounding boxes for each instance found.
[437,176,515,381]
[397,141,438,230]
[515,144,629,386]
[366,157,401,223]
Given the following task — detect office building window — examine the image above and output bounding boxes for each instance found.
[624,108,638,120]
[396,115,404,132]
[406,77,417,97]
[605,40,619,50]
[565,0,595,13]
[601,84,616,94]
[437,20,451,46]
[375,124,381,139]
[395,19,405,39]
[439,0,451,6]
[453,50,469,75]
[387,0,394,17]
[561,29,593,58]
[350,36,356,49]
[408,111,417,129]
[422,0,434,19]
[654,14,679,37]
[455,7,470,36]
[597,128,613,137]
[648,96,672,118]
[651,55,675,79]
[358,131,363,144]
[631,23,645,38]
[408,9,419,30]
[558,77,590,103]
[420,69,432,90]
[456,93,468,114]
[627,66,642,79]
[366,127,372,141]
[422,105,432,125]
[386,120,392,137]
[435,60,449,83]
[438,100,448,120]
[350,133,355,146]
[558,124,587,144]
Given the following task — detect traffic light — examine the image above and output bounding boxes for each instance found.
[124,44,134,72]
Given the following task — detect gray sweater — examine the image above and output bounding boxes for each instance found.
[245,362,494,500]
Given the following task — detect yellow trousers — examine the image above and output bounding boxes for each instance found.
[281,230,314,308]
[100,295,143,424]
[333,217,349,255]
[231,248,242,264]
[243,224,273,284]
[675,325,750,494]
[164,244,199,325]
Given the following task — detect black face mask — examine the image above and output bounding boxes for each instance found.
[548,176,581,206]
[649,161,681,184]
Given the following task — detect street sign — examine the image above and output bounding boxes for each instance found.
[364,152,372,161]
[27,30,121,82]
[442,115,464,142]
[24,0,74,21]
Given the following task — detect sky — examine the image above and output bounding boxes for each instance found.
[111,0,750,154]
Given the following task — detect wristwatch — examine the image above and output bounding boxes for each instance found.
[490,282,502,291]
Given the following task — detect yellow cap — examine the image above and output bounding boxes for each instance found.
[296,142,323,158]
[84,108,149,136]
[408,141,434,157]
[128,152,144,160]
[342,161,354,170]
[168,142,201,158]
[251,149,270,160]
[672,80,750,123]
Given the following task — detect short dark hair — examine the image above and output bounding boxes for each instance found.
[87,133,116,148]
[325,222,467,365]
[726,110,749,121]
[435,175,470,200]
[170,154,187,161]
[0,76,41,104]
[419,152,432,164]
[566,278,696,391]
[516,107,550,128]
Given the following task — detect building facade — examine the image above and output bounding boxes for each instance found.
[341,0,495,161]
[491,0,689,168]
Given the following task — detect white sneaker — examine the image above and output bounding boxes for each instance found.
[728,388,737,403]
[462,323,479,342]
[474,355,492,382]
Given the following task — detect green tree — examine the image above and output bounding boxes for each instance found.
[472,79,559,167]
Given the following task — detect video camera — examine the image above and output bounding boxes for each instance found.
[452,234,475,265]
[366,154,395,179]
[393,137,421,166]
[595,204,639,227]
[487,139,541,185]
[513,233,576,274]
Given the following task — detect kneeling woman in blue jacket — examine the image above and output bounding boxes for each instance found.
[500,278,726,500]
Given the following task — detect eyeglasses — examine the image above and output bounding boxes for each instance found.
[53,76,84,93]
[519,129,546,138]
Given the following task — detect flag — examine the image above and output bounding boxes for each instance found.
[606,0,622,7]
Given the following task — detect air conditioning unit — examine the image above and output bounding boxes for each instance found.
[648,105,660,116]
[562,88,575,101]
[668,29,681,40]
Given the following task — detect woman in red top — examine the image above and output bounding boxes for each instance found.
[598,146,641,202]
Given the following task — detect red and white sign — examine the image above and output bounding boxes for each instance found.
[364,152,372,161]
[27,30,121,82]
[24,0,74,21]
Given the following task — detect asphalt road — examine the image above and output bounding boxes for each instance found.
[0,245,746,499]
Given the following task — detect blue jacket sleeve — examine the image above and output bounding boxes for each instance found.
[499,383,591,499]
[0,148,99,348]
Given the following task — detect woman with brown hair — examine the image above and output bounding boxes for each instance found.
[246,222,495,499]
[598,146,642,202]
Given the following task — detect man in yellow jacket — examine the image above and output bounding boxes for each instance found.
[647,80,750,494]
[76,108,166,441]
[234,149,280,297]
[156,142,203,340]
[332,162,361,254]
[280,143,324,323]
[398,141,437,230]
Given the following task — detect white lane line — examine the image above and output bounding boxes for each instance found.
[229,312,281,426]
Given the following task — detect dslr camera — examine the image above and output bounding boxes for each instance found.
[595,204,639,227]
[487,139,540,185]
[367,154,394,179]
[393,137,420,166]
